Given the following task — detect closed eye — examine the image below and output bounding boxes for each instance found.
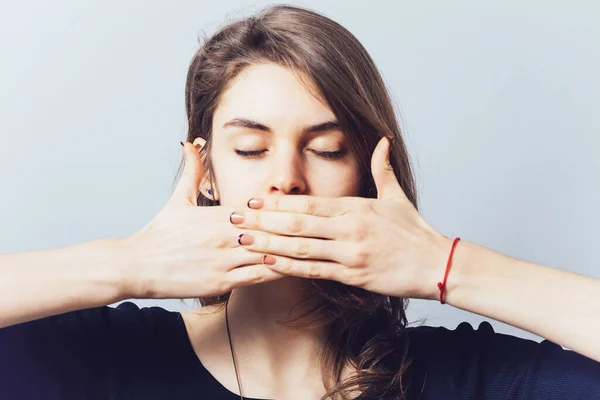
[315,150,345,159]
[235,149,266,157]
[235,149,346,159]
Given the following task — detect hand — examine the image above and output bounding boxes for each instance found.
[230,137,453,300]
[122,142,285,299]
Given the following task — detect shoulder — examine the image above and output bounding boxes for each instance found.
[403,321,600,399]
[0,302,189,398]
[0,301,182,350]
[0,300,186,367]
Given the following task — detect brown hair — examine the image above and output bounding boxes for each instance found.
[178,4,418,399]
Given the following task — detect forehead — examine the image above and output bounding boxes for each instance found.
[213,63,336,126]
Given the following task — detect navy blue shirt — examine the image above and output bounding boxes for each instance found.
[1,301,599,399]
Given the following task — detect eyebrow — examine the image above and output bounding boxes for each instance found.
[222,118,342,135]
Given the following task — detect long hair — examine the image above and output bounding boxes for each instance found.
[177,4,418,399]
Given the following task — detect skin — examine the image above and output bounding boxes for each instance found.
[2,60,595,399]
[181,62,600,398]
[182,63,363,399]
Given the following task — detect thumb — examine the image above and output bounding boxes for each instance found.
[171,142,205,206]
[370,136,407,201]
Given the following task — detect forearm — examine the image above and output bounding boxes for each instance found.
[0,238,130,328]
[444,240,600,363]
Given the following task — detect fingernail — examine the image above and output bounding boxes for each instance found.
[237,233,254,246]
[229,212,244,224]
[262,255,276,265]
[247,198,264,209]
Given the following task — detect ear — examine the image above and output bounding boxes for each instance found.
[192,137,220,201]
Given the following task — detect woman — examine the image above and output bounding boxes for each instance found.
[1,4,599,400]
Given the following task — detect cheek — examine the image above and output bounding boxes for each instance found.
[211,156,262,206]
[307,161,361,197]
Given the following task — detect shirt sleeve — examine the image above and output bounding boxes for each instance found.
[0,301,152,400]
[405,321,600,400]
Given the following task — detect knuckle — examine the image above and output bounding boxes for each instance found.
[288,215,305,234]
[257,234,270,250]
[353,245,371,267]
[295,238,311,258]
[282,258,293,274]
[304,198,317,215]
[306,261,321,278]
[353,218,370,241]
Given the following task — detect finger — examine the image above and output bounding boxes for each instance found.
[225,264,288,288]
[238,232,360,266]
[262,256,349,282]
[249,195,351,217]
[170,142,205,206]
[222,246,286,287]
[228,244,277,269]
[234,210,342,239]
[370,137,408,201]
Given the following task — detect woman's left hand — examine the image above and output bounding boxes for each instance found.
[230,137,453,300]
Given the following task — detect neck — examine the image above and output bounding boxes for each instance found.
[226,276,328,375]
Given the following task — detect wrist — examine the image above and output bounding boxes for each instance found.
[421,232,456,301]
[422,233,478,303]
[441,239,501,307]
[102,237,137,300]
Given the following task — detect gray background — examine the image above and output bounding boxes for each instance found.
[1,0,598,343]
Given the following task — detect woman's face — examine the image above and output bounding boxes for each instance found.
[197,63,361,207]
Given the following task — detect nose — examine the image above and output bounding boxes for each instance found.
[268,149,307,195]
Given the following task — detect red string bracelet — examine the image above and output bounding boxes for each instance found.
[437,237,461,304]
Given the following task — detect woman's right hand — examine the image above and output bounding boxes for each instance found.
[122,142,285,299]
